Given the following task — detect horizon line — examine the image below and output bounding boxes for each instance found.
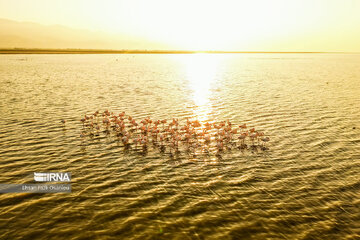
[0,48,359,54]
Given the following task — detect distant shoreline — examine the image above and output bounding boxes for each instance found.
[0,49,355,54]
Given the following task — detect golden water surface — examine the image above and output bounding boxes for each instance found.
[0,53,359,239]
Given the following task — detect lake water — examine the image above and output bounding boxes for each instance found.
[0,53,359,239]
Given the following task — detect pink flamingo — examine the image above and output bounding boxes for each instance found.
[261,136,270,149]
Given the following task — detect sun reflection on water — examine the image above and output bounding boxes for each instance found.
[181,54,224,122]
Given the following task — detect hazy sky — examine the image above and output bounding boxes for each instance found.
[0,0,360,51]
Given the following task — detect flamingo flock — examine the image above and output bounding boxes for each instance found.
[75,110,270,155]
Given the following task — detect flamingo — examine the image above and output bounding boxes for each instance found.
[238,132,247,146]
[204,134,211,142]
[102,117,110,125]
[239,124,247,134]
[261,136,270,149]
[257,132,264,145]
[80,118,86,127]
[249,132,257,146]
[216,141,224,151]
[78,110,271,155]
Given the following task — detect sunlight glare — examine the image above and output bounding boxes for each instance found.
[182,54,224,122]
